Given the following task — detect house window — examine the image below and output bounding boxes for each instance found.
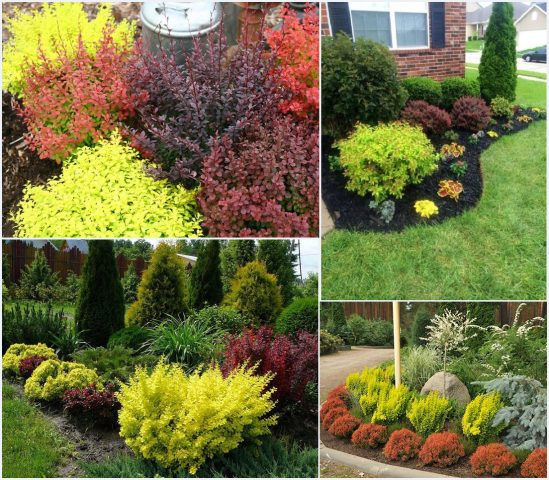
[349,1,430,49]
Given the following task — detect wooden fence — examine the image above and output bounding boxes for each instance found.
[3,240,148,283]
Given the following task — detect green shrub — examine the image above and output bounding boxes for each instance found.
[189,240,223,310]
[275,297,318,335]
[336,122,439,202]
[2,343,57,376]
[56,271,81,304]
[257,240,298,307]
[18,250,59,301]
[125,243,190,327]
[490,96,514,119]
[76,240,125,348]
[411,305,432,346]
[223,261,282,326]
[402,346,441,392]
[447,353,489,398]
[462,392,506,444]
[321,302,349,343]
[107,326,150,351]
[479,2,517,102]
[320,329,343,355]
[121,263,139,305]
[440,77,481,110]
[371,384,411,424]
[401,77,442,106]
[50,317,87,359]
[406,391,452,437]
[11,133,203,237]
[322,33,407,138]
[190,305,247,335]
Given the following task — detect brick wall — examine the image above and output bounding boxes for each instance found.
[321,2,466,80]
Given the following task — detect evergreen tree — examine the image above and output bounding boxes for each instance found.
[220,240,257,293]
[19,249,59,300]
[257,240,297,306]
[189,240,223,310]
[121,262,139,304]
[479,2,517,102]
[411,305,432,346]
[75,240,124,347]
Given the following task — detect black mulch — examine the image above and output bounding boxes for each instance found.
[322,108,545,232]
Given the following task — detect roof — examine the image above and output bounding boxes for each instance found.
[466,2,542,24]
[177,254,198,262]
[61,240,89,254]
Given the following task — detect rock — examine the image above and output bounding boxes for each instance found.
[421,371,471,407]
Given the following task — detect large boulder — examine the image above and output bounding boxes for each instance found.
[421,372,471,407]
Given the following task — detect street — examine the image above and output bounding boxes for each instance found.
[466,51,548,74]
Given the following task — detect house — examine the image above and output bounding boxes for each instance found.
[466,2,547,50]
[322,2,466,80]
[177,253,197,271]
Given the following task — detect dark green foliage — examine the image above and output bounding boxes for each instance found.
[346,315,393,346]
[51,318,87,359]
[322,33,407,138]
[75,241,125,347]
[440,77,481,110]
[125,243,190,327]
[401,77,442,106]
[3,253,11,286]
[320,329,343,355]
[275,297,318,335]
[295,272,318,298]
[465,302,496,349]
[257,240,297,306]
[447,353,487,398]
[56,270,81,304]
[220,240,257,293]
[190,305,247,335]
[121,263,139,304]
[189,241,223,310]
[107,326,150,351]
[2,302,65,351]
[321,302,349,343]
[19,250,59,301]
[479,2,517,102]
[411,305,432,346]
[113,239,153,260]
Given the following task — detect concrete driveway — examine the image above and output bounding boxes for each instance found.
[320,346,394,401]
[466,51,547,74]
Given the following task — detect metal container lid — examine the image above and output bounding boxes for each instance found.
[141,2,221,38]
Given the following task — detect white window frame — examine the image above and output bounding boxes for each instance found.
[348,1,430,50]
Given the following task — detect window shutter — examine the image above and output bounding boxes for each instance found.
[328,2,353,38]
[430,2,445,48]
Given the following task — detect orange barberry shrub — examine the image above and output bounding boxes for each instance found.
[470,443,517,476]
[520,448,547,478]
[419,432,465,467]
[328,413,361,438]
[383,428,423,461]
[351,423,388,449]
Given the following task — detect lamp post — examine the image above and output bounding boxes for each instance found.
[393,301,401,387]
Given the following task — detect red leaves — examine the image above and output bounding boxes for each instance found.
[352,423,389,449]
[328,413,361,438]
[383,428,423,462]
[401,100,452,135]
[62,383,120,427]
[451,96,492,132]
[419,432,465,467]
[18,355,48,379]
[470,443,517,477]
[322,406,349,430]
[520,448,547,478]
[320,397,347,424]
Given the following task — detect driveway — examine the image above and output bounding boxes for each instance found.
[466,51,547,74]
[320,346,394,401]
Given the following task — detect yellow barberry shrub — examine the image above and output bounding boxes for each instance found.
[11,132,203,238]
[371,384,410,424]
[359,380,392,417]
[406,391,452,437]
[117,362,278,475]
[3,2,136,96]
[346,365,394,402]
[2,343,58,376]
[24,359,101,401]
[462,392,505,444]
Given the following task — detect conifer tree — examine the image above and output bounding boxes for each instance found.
[190,240,223,310]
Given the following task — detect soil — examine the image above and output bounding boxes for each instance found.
[322,108,545,232]
[320,429,523,478]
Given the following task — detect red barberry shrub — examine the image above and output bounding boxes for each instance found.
[17,28,143,163]
[320,397,347,423]
[351,423,388,449]
[419,432,465,467]
[470,443,517,477]
[264,4,319,119]
[520,448,546,478]
[328,413,361,438]
[451,96,491,132]
[383,428,423,462]
[198,115,319,237]
[62,383,120,427]
[327,384,350,404]
[18,355,48,379]
[401,100,452,135]
[322,406,350,430]
[221,326,317,410]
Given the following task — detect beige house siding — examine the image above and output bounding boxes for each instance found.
[516,6,546,31]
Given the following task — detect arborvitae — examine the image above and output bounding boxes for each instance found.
[257,240,297,306]
[411,305,432,346]
[220,240,257,293]
[190,240,223,310]
[75,240,124,347]
[479,2,517,102]
[121,262,139,304]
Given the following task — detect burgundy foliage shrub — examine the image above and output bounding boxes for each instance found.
[320,397,347,423]
[328,413,361,438]
[18,355,48,379]
[322,406,349,430]
[419,432,465,467]
[62,383,120,427]
[221,326,317,409]
[469,443,517,477]
[520,448,547,478]
[351,423,388,449]
[17,28,143,162]
[401,100,452,135]
[383,428,423,462]
[451,96,491,132]
[198,115,319,237]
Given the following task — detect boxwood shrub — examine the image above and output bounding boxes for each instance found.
[441,77,481,110]
[401,77,442,106]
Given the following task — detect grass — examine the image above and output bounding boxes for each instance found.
[4,299,76,317]
[466,39,484,52]
[466,63,547,81]
[322,120,546,300]
[321,459,375,478]
[2,381,68,478]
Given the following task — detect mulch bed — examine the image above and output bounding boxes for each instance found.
[320,428,523,478]
[322,108,544,232]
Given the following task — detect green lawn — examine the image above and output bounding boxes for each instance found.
[3,300,76,317]
[322,120,546,300]
[466,63,547,80]
[2,382,68,477]
[466,39,484,52]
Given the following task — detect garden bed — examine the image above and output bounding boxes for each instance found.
[322,107,544,232]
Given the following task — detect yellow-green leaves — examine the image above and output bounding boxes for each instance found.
[2,343,57,376]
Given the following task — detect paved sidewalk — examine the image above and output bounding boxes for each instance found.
[321,200,335,236]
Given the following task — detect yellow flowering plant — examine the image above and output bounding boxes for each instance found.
[414,200,439,218]
[487,131,499,138]
[2,343,57,376]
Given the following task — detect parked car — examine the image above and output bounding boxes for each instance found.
[522,47,546,63]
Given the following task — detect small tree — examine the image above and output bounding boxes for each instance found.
[75,240,124,347]
[257,240,297,306]
[220,240,257,293]
[19,250,59,300]
[121,263,139,304]
[125,243,189,326]
[189,240,223,310]
[478,2,517,102]
[223,260,282,326]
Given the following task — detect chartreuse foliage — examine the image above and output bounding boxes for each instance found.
[11,132,203,238]
[2,2,136,96]
[406,391,452,437]
[336,122,439,202]
[24,359,101,401]
[371,384,410,424]
[2,343,57,376]
[117,362,277,475]
[345,365,395,409]
[462,392,505,444]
